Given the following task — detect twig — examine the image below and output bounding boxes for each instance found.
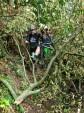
[13,37,30,84]
[0,77,25,113]
[20,35,33,65]
[25,47,33,65]
[64,52,84,57]
[21,38,37,83]
[77,97,82,113]
[79,79,81,93]
[14,52,58,105]
[32,63,37,83]
[65,72,78,94]
[14,26,81,105]
[70,79,79,94]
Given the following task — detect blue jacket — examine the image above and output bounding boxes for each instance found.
[43,35,52,47]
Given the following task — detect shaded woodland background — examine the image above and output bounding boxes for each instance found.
[0,0,84,113]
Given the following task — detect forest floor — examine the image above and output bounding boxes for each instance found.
[0,57,50,113]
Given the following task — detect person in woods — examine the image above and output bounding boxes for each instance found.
[25,25,42,62]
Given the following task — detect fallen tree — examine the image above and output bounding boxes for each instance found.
[14,27,81,105]
[0,77,25,113]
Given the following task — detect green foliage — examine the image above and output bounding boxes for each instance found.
[0,98,10,108]
[0,0,84,113]
[6,6,36,35]
[0,48,6,58]
[0,80,13,113]
[9,61,25,77]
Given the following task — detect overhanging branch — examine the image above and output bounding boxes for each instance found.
[14,27,81,105]
[64,52,84,57]
[13,37,30,84]
[14,53,57,105]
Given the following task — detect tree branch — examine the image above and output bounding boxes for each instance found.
[32,63,37,83]
[64,52,84,57]
[0,77,25,113]
[14,52,59,105]
[13,37,30,84]
[14,88,43,105]
[77,97,82,113]
[0,77,17,99]
[14,27,81,105]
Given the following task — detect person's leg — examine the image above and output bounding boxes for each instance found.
[29,47,32,56]
[38,46,45,68]
[30,46,37,63]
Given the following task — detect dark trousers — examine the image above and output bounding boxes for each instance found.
[29,46,37,55]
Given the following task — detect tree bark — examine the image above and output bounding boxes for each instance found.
[14,27,81,105]
[14,53,57,105]
[0,78,25,113]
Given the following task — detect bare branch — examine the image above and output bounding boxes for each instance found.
[14,52,58,105]
[0,77,25,113]
[32,63,37,83]
[14,27,81,105]
[0,77,17,99]
[13,37,30,84]
[14,88,43,105]
[77,97,82,113]
[64,52,84,57]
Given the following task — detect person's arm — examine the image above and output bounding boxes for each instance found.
[25,40,29,43]
[25,33,30,44]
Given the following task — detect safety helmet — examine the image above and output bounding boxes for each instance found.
[30,24,36,30]
[44,26,48,30]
